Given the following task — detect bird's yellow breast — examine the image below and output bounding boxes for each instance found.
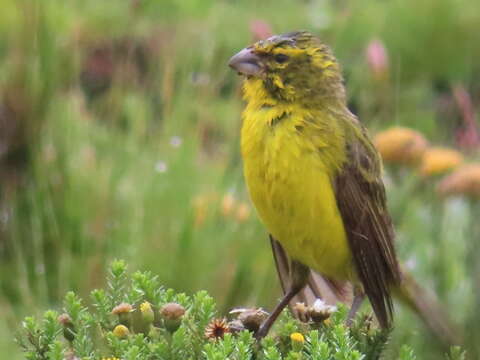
[241,103,353,280]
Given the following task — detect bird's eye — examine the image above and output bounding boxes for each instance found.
[274,54,289,63]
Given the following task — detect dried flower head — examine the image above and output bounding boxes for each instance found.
[419,147,464,177]
[293,302,310,323]
[437,164,480,198]
[111,303,133,315]
[308,298,337,323]
[204,318,230,340]
[374,127,428,165]
[113,324,130,338]
[230,307,268,332]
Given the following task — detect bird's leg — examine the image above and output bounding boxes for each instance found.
[346,286,365,327]
[256,261,309,340]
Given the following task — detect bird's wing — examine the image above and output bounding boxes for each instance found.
[334,122,401,328]
[270,235,352,312]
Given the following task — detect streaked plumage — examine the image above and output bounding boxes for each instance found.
[229,31,459,343]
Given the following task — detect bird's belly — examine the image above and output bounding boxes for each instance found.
[243,132,352,280]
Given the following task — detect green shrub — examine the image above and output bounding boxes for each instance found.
[16,261,466,360]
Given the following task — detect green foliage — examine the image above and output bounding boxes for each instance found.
[17,261,463,360]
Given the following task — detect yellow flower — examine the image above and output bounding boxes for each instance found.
[290,332,305,343]
[140,301,155,325]
[419,147,463,177]
[235,202,251,223]
[437,164,480,198]
[221,193,236,217]
[374,127,428,165]
[113,324,130,338]
[140,301,152,313]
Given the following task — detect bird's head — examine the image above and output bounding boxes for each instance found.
[228,31,345,105]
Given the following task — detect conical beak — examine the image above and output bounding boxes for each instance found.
[228,47,263,76]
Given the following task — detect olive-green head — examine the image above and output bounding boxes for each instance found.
[228,31,345,103]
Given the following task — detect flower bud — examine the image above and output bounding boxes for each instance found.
[112,303,133,328]
[113,324,130,338]
[58,313,75,342]
[140,301,155,327]
[290,332,305,352]
[160,303,185,333]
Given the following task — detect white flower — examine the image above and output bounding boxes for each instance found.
[154,161,168,173]
[170,136,182,148]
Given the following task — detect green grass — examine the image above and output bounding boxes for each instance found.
[1,0,479,358]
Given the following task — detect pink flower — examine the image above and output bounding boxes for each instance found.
[249,20,273,41]
[365,38,389,79]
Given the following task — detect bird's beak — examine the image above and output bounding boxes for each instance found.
[228,47,263,77]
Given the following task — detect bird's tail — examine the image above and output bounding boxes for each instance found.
[395,269,462,346]
[270,237,461,346]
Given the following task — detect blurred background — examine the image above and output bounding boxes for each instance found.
[1,0,479,358]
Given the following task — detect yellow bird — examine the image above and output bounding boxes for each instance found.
[228,31,458,343]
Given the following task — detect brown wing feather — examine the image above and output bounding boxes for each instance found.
[269,235,351,312]
[334,130,401,328]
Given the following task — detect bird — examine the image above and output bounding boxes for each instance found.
[228,30,458,343]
